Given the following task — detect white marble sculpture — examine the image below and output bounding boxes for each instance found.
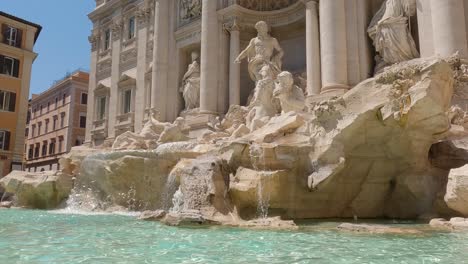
[180,51,201,110]
[273,71,306,114]
[368,0,419,72]
[246,65,278,131]
[234,21,284,82]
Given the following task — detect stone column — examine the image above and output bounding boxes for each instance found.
[84,33,98,145]
[228,20,241,106]
[108,18,123,139]
[151,0,170,121]
[134,9,150,132]
[430,0,468,58]
[319,0,349,94]
[304,0,321,96]
[200,0,219,113]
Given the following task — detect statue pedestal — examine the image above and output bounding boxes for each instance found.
[180,109,218,138]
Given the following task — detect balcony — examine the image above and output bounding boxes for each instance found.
[91,118,108,139]
[115,112,135,134]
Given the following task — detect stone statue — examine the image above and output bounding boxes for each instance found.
[180,51,201,110]
[180,0,202,21]
[368,0,419,72]
[234,21,284,82]
[246,65,278,131]
[273,71,305,114]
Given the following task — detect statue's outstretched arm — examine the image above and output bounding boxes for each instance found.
[235,39,254,63]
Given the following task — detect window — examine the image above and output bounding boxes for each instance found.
[49,140,56,155]
[0,55,20,77]
[0,130,11,150]
[128,17,135,40]
[31,125,36,137]
[81,93,88,105]
[62,94,66,105]
[25,128,29,137]
[104,29,111,50]
[45,119,49,133]
[97,96,106,120]
[47,102,50,112]
[37,122,42,135]
[34,144,39,158]
[60,112,65,128]
[0,90,16,112]
[58,137,63,153]
[41,141,47,157]
[2,25,22,48]
[55,97,58,109]
[122,89,132,114]
[53,116,57,130]
[28,145,33,159]
[40,105,43,115]
[79,114,86,128]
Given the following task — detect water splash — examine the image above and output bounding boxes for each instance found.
[170,187,184,213]
[161,172,179,211]
[257,172,271,219]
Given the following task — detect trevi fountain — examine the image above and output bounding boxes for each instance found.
[2,0,468,263]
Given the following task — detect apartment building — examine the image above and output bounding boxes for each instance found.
[0,11,41,177]
[25,71,89,172]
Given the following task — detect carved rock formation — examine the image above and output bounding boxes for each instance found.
[6,57,468,228]
[0,171,73,209]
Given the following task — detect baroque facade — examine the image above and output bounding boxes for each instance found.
[85,0,468,146]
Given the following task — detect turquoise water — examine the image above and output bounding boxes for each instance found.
[1,210,468,264]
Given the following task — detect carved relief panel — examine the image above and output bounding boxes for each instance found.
[179,0,202,26]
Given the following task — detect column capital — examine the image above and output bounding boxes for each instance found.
[111,18,124,40]
[223,18,243,34]
[88,34,100,52]
[136,7,151,28]
[302,0,318,9]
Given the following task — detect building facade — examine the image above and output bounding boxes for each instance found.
[25,71,89,172]
[0,12,41,177]
[85,0,468,146]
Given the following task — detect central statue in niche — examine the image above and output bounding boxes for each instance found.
[235,21,284,82]
[180,51,201,111]
[368,0,419,72]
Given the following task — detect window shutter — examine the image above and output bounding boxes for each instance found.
[9,92,16,112]
[1,24,8,44]
[16,29,22,48]
[13,59,19,77]
[4,131,10,151]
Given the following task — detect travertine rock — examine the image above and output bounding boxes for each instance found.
[0,171,73,209]
[138,210,166,221]
[445,165,468,216]
[429,218,468,229]
[337,223,421,234]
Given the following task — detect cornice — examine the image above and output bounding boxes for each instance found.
[218,1,305,28]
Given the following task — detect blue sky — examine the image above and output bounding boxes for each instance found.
[1,0,95,96]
